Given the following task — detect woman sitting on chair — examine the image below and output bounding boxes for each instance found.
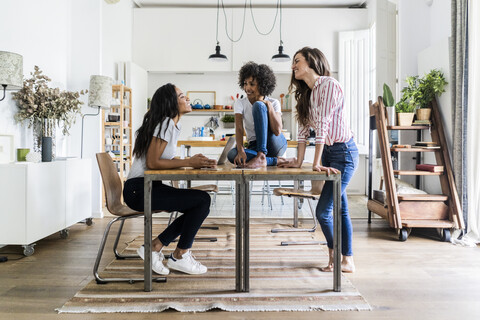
[123,83,216,275]
[227,61,287,168]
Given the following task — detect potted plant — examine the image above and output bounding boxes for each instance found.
[395,100,416,127]
[399,69,447,121]
[12,66,87,159]
[383,83,396,126]
[221,114,235,128]
[415,69,447,120]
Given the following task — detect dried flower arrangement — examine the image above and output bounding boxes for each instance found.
[12,66,87,135]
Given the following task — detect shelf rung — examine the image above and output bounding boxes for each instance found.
[397,194,448,201]
[401,219,454,228]
[394,170,443,176]
[390,147,440,152]
[387,125,431,130]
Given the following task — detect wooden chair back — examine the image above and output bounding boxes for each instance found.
[96,152,137,217]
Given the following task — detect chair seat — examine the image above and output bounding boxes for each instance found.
[191,184,219,193]
[273,188,321,200]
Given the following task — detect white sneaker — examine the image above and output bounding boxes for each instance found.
[167,251,207,275]
[136,245,169,275]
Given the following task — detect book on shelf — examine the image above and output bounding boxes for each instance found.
[412,119,431,126]
[415,141,439,147]
[416,164,444,172]
[392,144,411,148]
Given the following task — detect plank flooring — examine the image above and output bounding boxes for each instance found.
[1,214,480,319]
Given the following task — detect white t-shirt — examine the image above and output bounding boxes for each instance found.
[127,118,181,179]
[233,97,281,143]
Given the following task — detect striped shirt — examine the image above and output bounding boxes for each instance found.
[297,76,353,145]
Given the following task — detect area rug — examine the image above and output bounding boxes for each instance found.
[57,222,371,313]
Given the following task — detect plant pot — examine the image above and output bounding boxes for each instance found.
[223,122,234,128]
[416,108,432,120]
[41,137,53,162]
[385,106,396,126]
[397,112,415,127]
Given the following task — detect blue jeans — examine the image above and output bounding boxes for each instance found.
[227,101,287,166]
[316,138,359,256]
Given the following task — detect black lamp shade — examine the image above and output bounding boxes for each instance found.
[271,45,290,62]
[209,45,228,61]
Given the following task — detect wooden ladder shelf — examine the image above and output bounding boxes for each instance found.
[367,96,464,241]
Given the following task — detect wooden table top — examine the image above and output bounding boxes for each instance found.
[145,163,333,178]
[177,140,298,147]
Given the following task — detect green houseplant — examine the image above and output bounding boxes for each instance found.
[383,83,396,126]
[221,114,235,128]
[398,69,447,121]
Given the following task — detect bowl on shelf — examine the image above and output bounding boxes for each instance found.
[213,105,224,110]
[108,113,120,122]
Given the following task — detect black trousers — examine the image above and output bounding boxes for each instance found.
[123,177,211,249]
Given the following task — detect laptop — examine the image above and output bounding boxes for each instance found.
[217,136,236,165]
[200,136,236,170]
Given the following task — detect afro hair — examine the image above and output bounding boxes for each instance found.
[238,61,276,96]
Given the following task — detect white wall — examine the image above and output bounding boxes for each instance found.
[0,0,69,149]
[0,0,135,218]
[397,0,452,186]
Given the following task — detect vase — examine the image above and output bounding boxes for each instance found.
[416,108,432,120]
[385,106,396,126]
[41,137,52,162]
[33,118,56,160]
[397,112,415,127]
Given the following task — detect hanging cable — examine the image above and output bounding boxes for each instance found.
[279,0,284,44]
[249,0,279,36]
[221,0,247,43]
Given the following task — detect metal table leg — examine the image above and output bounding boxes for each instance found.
[333,175,342,292]
[243,178,250,292]
[144,177,152,292]
[235,180,243,292]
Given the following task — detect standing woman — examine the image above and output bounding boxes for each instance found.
[227,61,287,168]
[279,47,359,272]
[123,83,216,275]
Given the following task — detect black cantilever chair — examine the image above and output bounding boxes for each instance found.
[272,180,326,246]
[94,152,167,284]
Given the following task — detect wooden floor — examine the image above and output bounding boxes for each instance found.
[1,217,479,320]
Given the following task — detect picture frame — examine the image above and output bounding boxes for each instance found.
[186,91,216,107]
[0,134,15,164]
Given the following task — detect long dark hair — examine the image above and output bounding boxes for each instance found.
[288,47,331,127]
[133,83,179,158]
[238,61,276,96]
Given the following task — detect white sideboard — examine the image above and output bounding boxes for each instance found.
[0,159,92,255]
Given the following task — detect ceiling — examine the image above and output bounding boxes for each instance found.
[132,0,368,8]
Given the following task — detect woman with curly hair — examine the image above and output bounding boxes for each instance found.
[123,83,216,275]
[227,61,287,168]
[279,47,359,273]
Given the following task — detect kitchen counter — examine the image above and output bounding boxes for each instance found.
[177,140,298,147]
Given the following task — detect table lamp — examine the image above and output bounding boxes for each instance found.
[81,75,112,158]
[0,51,23,102]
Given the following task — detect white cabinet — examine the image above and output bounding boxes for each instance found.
[0,159,92,253]
[133,8,233,72]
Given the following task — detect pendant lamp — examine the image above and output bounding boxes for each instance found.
[209,0,228,62]
[271,0,290,62]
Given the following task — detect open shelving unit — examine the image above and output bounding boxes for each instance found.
[102,84,132,183]
[367,96,464,241]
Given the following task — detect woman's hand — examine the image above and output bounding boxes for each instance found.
[189,154,217,169]
[277,157,301,168]
[312,164,340,176]
[234,149,248,167]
